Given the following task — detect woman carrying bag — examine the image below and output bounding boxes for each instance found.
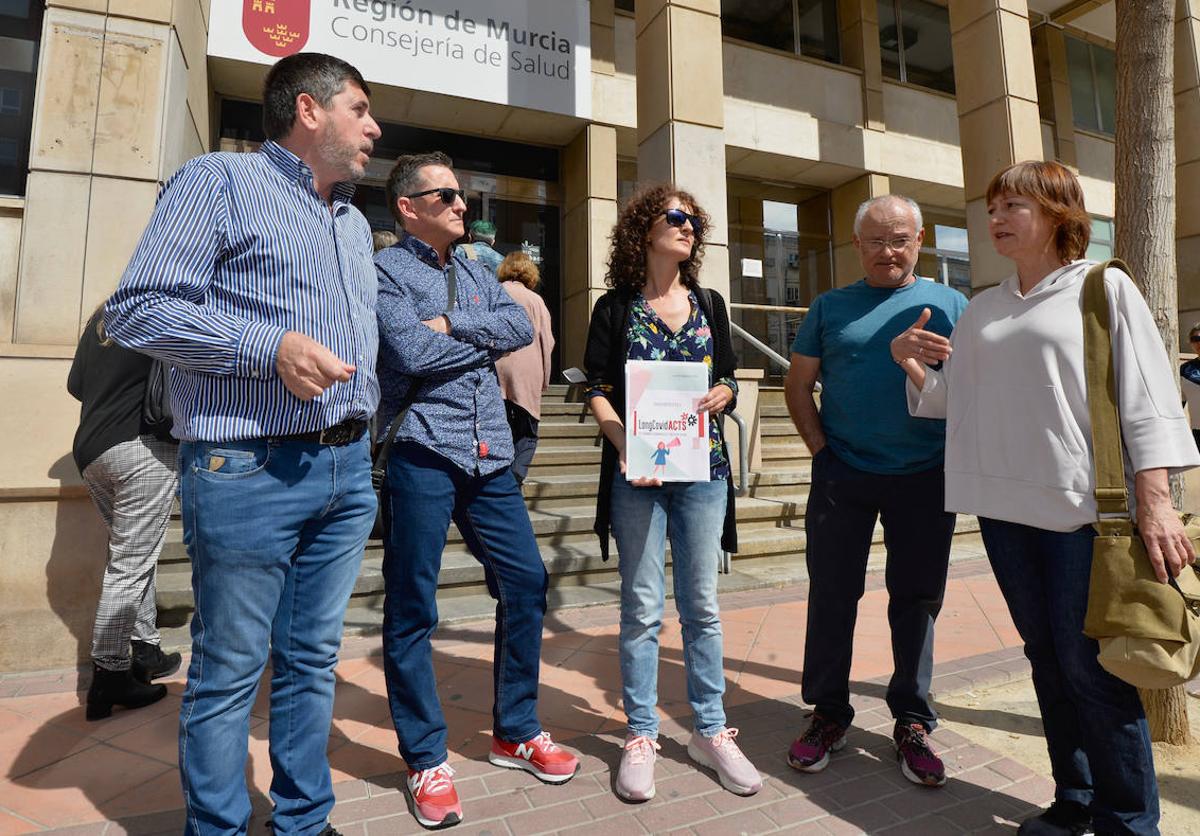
[68,306,182,720]
[891,160,1197,836]
[583,184,760,802]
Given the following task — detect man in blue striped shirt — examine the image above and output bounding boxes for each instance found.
[105,53,381,836]
[374,153,579,829]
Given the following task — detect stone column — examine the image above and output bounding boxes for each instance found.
[0,1,209,673]
[562,124,618,369]
[1177,0,1200,342]
[1032,22,1078,166]
[838,0,886,131]
[948,0,1043,291]
[831,173,890,288]
[634,0,730,301]
[592,0,617,77]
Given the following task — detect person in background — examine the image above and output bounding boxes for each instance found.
[455,219,504,273]
[373,229,399,252]
[494,251,554,485]
[894,160,1198,835]
[105,52,382,835]
[783,195,966,788]
[68,305,182,721]
[1180,323,1200,451]
[583,184,760,802]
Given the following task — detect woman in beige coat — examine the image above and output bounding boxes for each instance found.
[496,251,554,484]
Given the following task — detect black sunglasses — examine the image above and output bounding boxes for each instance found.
[663,208,703,236]
[406,187,466,205]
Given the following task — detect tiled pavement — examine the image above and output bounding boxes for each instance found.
[0,557,1057,835]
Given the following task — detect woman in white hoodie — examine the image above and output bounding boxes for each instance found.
[891,160,1197,836]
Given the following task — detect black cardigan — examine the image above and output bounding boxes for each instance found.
[583,286,739,560]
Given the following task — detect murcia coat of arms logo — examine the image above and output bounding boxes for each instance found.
[243,0,310,57]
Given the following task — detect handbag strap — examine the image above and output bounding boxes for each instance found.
[1081,258,1137,525]
[371,257,461,477]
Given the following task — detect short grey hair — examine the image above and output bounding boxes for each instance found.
[853,195,924,237]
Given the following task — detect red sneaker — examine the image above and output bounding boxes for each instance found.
[405,762,462,829]
[489,731,579,784]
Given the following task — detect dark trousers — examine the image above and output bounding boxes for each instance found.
[505,400,540,485]
[801,447,956,731]
[979,518,1159,835]
[381,441,549,769]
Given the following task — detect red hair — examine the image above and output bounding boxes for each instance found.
[985,160,1091,261]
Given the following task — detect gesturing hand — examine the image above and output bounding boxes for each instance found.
[275,330,355,401]
[890,308,952,367]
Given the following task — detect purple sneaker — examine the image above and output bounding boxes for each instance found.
[893,722,946,787]
[787,713,847,772]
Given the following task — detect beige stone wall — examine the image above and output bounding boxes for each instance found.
[0,0,210,672]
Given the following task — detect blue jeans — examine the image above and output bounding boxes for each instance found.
[381,441,548,769]
[979,518,1159,835]
[801,448,955,731]
[178,437,374,836]
[610,476,728,738]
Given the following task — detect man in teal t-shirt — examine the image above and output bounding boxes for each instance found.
[782,195,966,789]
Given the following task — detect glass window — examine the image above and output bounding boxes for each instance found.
[0,0,42,196]
[1087,216,1114,261]
[1065,35,1115,134]
[615,0,633,11]
[877,0,955,94]
[722,0,795,53]
[721,0,840,61]
[918,222,971,297]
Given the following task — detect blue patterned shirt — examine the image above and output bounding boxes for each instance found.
[104,141,379,442]
[587,291,737,479]
[375,235,533,475]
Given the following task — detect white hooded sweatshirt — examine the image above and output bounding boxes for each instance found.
[907,260,1199,532]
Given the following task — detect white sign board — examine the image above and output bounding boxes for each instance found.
[741,258,763,278]
[625,360,712,483]
[209,0,591,120]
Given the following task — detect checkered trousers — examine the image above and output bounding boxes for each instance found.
[82,435,179,670]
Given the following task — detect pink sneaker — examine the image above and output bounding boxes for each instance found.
[615,734,660,801]
[687,728,762,796]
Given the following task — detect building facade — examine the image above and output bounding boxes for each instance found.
[2,0,1199,671]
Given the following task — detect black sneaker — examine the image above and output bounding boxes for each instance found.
[787,713,848,772]
[1017,800,1094,835]
[893,721,946,787]
[131,640,182,683]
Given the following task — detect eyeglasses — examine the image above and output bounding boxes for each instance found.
[405,187,466,205]
[663,208,703,237]
[863,237,915,252]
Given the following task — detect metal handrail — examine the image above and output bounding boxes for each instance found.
[729,302,809,316]
[730,321,792,372]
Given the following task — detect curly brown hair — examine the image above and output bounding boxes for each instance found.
[497,251,540,290]
[605,184,709,292]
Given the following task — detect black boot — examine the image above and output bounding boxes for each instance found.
[1017,800,1094,835]
[131,640,182,683]
[86,664,167,721]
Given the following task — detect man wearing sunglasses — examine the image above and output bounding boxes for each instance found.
[783,195,967,790]
[374,152,580,830]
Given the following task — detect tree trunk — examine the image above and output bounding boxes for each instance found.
[1114,0,1191,747]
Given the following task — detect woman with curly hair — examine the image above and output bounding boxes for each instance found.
[583,184,761,801]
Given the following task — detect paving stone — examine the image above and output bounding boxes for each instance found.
[635,795,719,832]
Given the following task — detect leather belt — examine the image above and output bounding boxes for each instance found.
[275,418,368,446]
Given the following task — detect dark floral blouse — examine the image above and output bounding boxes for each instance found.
[588,291,738,479]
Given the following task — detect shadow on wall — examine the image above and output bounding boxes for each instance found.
[41,453,108,684]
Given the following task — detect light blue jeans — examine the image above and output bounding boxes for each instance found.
[610,476,728,738]
[178,437,374,836]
